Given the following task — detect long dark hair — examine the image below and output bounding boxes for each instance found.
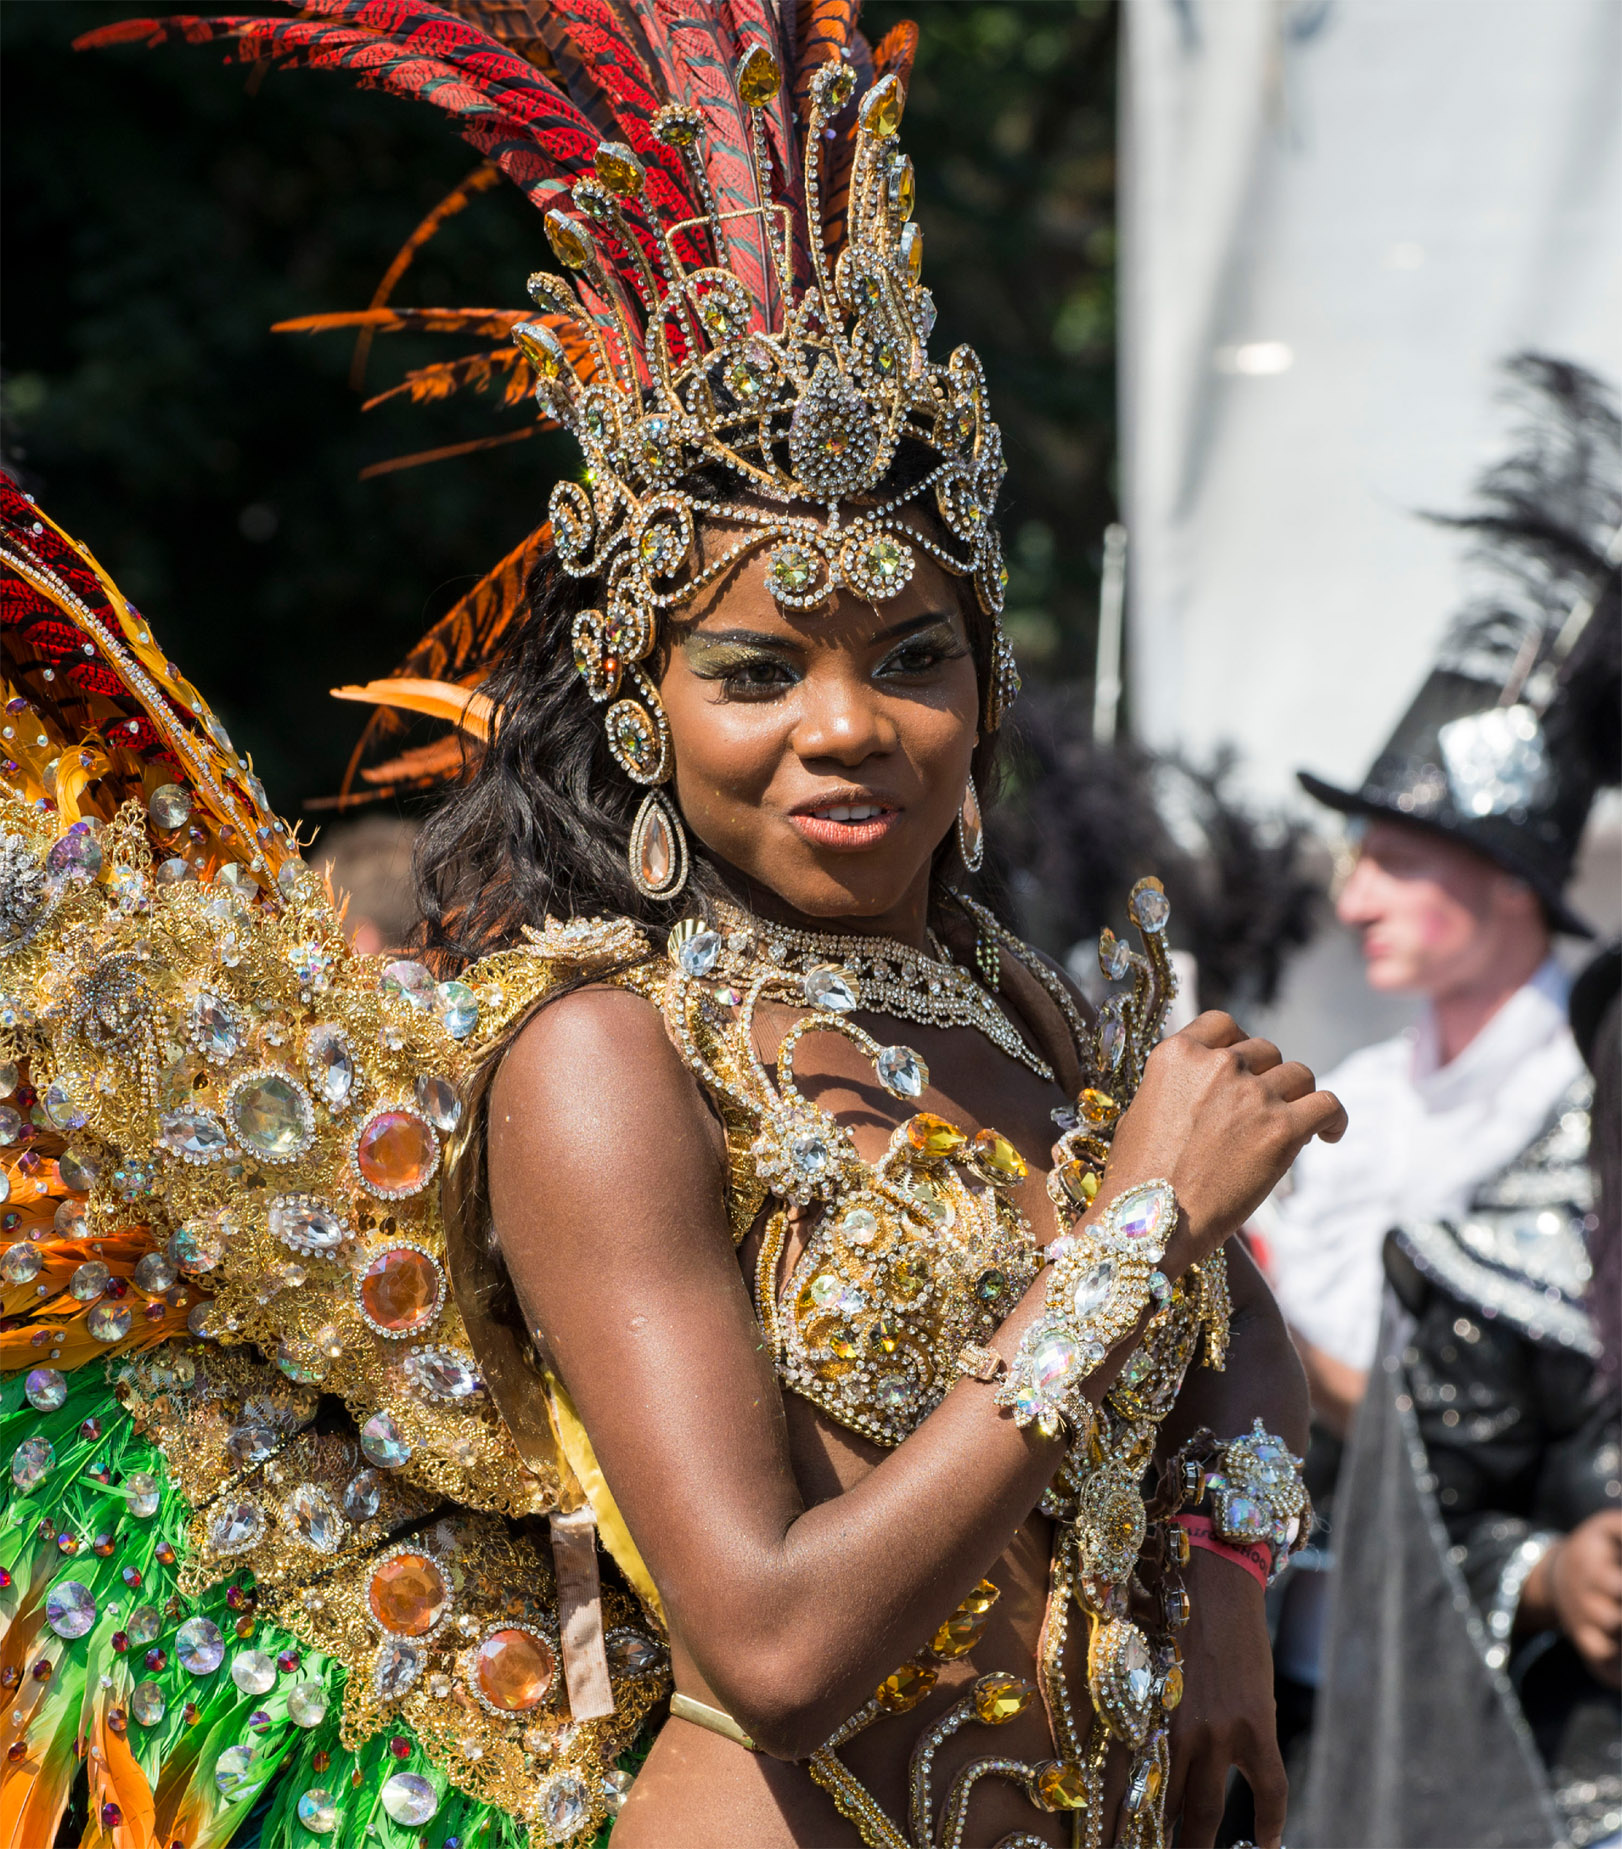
[416,444,1006,969]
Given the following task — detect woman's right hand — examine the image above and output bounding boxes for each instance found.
[1102,1011,1347,1270]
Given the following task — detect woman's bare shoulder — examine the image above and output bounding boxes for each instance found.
[489,981,727,1219]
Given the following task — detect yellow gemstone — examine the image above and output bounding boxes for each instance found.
[928,1607,989,1659]
[1160,1665,1184,1710]
[891,155,916,219]
[511,321,565,380]
[860,73,903,138]
[544,209,594,271]
[874,1660,936,1713]
[1079,1088,1119,1127]
[891,1253,930,1300]
[973,1672,1035,1725]
[906,1113,965,1159]
[1036,1761,1089,1811]
[593,141,644,196]
[899,220,923,283]
[972,1129,1027,1185]
[1055,1160,1099,1207]
[960,1578,1000,1615]
[736,43,781,106]
[827,1327,858,1360]
[868,1315,901,1355]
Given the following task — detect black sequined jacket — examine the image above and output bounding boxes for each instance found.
[1304,1081,1622,1849]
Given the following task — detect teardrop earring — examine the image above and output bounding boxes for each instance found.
[956,772,985,874]
[628,788,690,900]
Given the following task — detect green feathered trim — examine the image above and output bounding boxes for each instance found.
[2,1367,592,1849]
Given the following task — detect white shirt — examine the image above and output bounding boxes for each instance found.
[1259,958,1583,1371]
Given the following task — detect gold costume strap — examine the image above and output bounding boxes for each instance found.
[669,1692,759,1752]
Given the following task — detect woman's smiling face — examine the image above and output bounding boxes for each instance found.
[656,528,981,932]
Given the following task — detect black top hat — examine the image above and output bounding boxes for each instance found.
[1298,668,1597,936]
[1300,354,1621,941]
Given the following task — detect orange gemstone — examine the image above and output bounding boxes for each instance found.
[359,1247,444,1335]
[905,1113,965,1159]
[929,1606,990,1659]
[474,1628,556,1712]
[874,1660,937,1713]
[355,1111,437,1198]
[971,1129,1027,1185]
[368,1553,448,1637]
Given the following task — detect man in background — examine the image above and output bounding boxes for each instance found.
[1264,353,1620,1844]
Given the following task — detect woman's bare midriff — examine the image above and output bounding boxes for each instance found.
[613,1398,1068,1848]
[612,1002,1097,1849]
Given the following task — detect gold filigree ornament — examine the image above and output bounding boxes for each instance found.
[513,61,1020,898]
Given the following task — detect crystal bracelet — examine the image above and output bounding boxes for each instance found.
[994,1178,1180,1438]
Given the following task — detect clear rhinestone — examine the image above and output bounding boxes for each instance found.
[214,1743,256,1798]
[208,1498,267,1554]
[46,1580,97,1638]
[190,993,243,1061]
[1072,1261,1116,1321]
[343,1470,382,1521]
[288,1682,330,1728]
[538,1772,590,1842]
[24,1367,66,1412]
[123,1470,160,1517]
[88,1302,133,1343]
[804,967,859,1012]
[130,1680,167,1725]
[132,1252,177,1294]
[69,1260,111,1302]
[305,1025,355,1107]
[176,1616,226,1675]
[435,980,478,1039]
[413,1074,461,1133]
[373,1638,424,1701]
[876,1045,926,1099]
[379,961,435,1009]
[230,1650,276,1695]
[380,1772,438,1825]
[1,1242,42,1285]
[127,1606,161,1644]
[676,928,721,977]
[12,1435,54,1492]
[269,1196,344,1254]
[1128,885,1170,934]
[286,1484,345,1552]
[360,1412,410,1468]
[295,1787,337,1834]
[158,1107,232,1161]
[148,784,193,831]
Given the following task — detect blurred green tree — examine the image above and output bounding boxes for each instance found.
[1,1,1117,818]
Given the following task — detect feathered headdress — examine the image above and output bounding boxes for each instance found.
[82,1,1017,823]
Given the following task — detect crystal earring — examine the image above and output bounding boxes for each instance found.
[628,789,690,900]
[957,772,985,874]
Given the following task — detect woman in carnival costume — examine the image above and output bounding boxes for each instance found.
[0,5,1343,1845]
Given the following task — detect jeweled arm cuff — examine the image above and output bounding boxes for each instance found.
[993,1179,1179,1438]
[1176,1419,1313,1584]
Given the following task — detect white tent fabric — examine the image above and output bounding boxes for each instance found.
[1119,0,1622,807]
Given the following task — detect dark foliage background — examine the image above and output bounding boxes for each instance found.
[1,0,1120,816]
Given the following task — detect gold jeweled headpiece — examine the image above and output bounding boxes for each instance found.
[510,55,1019,810]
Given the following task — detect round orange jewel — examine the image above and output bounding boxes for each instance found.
[474,1628,556,1712]
[355,1110,438,1199]
[367,1552,448,1637]
[358,1247,444,1336]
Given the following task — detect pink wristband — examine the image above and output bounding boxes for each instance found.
[1173,1513,1270,1589]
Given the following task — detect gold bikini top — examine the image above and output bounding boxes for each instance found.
[457,896,1226,1465]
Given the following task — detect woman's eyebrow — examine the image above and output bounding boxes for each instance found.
[872,611,960,644]
[680,628,804,651]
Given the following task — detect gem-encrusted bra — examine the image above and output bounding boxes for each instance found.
[519,890,1231,1849]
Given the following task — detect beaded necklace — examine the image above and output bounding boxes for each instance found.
[710,898,1054,1081]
